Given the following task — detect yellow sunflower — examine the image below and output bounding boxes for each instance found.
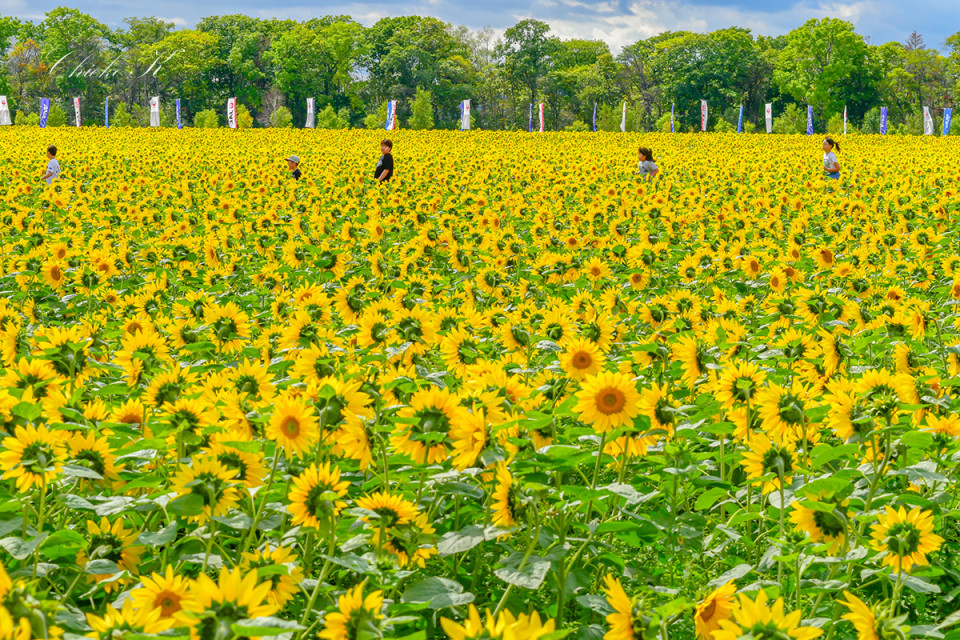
[869,505,943,573]
[287,462,350,530]
[560,337,605,381]
[130,565,190,619]
[694,581,737,640]
[319,584,384,640]
[265,393,319,456]
[574,371,641,434]
[0,424,67,491]
[712,590,822,640]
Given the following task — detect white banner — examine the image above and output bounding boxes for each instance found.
[305,98,315,128]
[149,96,160,127]
[701,100,708,131]
[764,103,772,133]
[923,106,934,136]
[843,105,847,135]
[73,96,80,127]
[538,103,545,132]
[227,97,237,129]
[460,99,471,131]
[0,96,12,126]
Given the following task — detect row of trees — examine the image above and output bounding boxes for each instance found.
[3,8,960,132]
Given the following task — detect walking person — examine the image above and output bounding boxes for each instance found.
[41,145,60,185]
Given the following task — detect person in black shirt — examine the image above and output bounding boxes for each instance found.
[374,140,393,183]
[286,155,302,180]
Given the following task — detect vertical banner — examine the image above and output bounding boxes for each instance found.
[764,103,772,133]
[305,98,315,128]
[227,97,238,129]
[104,97,109,128]
[806,105,813,135]
[73,97,80,127]
[736,104,743,133]
[528,104,533,132]
[620,101,626,132]
[670,103,675,133]
[460,99,471,131]
[880,107,888,134]
[0,96,12,126]
[592,103,597,132]
[39,98,50,128]
[923,106,934,135]
[176,99,182,129]
[538,103,545,132]
[384,100,398,131]
[944,108,953,136]
[843,105,847,135]
[390,100,398,130]
[700,100,708,131]
[149,96,160,127]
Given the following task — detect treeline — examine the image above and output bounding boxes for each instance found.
[2,8,960,132]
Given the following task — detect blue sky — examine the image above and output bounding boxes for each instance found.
[5,0,959,51]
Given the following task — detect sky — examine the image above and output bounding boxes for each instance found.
[4,0,959,52]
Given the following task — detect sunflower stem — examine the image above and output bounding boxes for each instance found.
[582,431,608,524]
[298,519,337,632]
[493,508,540,617]
[243,449,281,556]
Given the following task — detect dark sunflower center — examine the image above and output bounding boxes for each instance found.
[884,522,922,557]
[596,388,626,415]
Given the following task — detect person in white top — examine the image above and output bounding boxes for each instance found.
[822,137,841,181]
[635,146,659,181]
[41,145,60,185]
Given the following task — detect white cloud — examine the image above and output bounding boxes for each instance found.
[156,16,189,26]
[537,0,884,51]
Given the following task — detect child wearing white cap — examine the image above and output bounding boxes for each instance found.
[286,155,301,181]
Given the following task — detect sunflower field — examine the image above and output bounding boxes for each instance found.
[1,127,959,640]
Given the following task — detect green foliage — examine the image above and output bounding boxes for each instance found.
[827,113,844,135]
[861,107,882,134]
[238,104,254,128]
[364,102,388,130]
[269,106,293,128]
[194,109,219,128]
[408,87,434,130]
[772,103,806,134]
[596,103,637,132]
[774,18,876,121]
[132,104,150,127]
[316,105,349,129]
[656,112,672,132]
[46,103,66,127]
[564,119,589,132]
[112,102,133,127]
[4,9,960,134]
[15,110,39,126]
[713,118,734,133]
[743,120,756,133]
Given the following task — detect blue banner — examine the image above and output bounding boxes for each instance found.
[592,103,597,132]
[176,99,182,129]
[944,108,953,136]
[528,104,533,132]
[737,104,743,133]
[39,98,50,128]
[806,105,813,135]
[104,96,109,128]
[670,103,674,133]
[880,106,888,134]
